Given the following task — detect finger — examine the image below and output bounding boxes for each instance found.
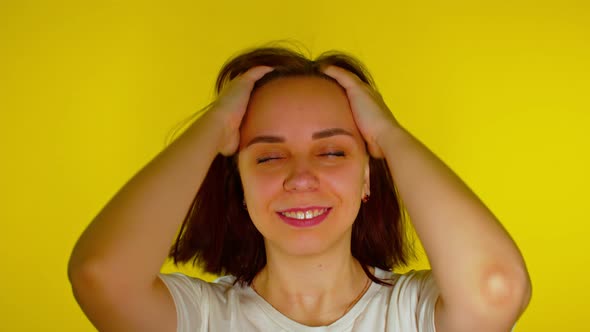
[321,65,364,91]
[241,65,275,82]
[221,66,273,96]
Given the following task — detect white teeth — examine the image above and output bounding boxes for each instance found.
[281,208,328,220]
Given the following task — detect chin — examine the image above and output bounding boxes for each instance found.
[272,233,349,257]
[258,216,355,257]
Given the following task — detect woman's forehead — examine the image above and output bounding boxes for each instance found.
[242,76,357,133]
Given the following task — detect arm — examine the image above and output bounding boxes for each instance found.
[68,110,222,332]
[322,66,531,332]
[67,66,273,331]
[378,125,531,332]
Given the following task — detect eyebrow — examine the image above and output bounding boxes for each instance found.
[245,128,354,148]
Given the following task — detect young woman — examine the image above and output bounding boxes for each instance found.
[68,46,531,331]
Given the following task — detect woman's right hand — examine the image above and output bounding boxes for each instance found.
[210,66,274,156]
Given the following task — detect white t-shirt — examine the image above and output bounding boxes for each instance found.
[158,267,440,332]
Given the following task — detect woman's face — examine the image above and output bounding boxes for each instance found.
[237,76,370,257]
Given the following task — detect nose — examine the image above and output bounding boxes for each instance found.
[283,161,319,192]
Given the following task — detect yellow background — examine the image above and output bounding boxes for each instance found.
[1,0,588,331]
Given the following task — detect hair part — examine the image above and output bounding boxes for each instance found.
[168,44,416,286]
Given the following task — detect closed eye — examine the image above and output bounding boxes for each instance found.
[320,151,346,157]
[256,156,282,164]
[256,151,345,164]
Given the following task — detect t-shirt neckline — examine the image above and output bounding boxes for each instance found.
[245,267,390,331]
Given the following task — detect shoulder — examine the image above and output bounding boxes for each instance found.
[375,268,440,332]
[158,272,238,301]
[388,269,439,307]
[375,267,437,292]
[159,273,208,298]
[157,273,241,332]
[390,269,438,294]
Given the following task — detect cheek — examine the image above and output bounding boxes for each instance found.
[324,166,365,205]
[240,169,284,203]
[239,161,366,203]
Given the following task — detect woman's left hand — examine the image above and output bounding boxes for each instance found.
[322,65,401,158]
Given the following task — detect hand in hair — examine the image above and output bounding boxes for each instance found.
[322,65,400,159]
[211,65,274,156]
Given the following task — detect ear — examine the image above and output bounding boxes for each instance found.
[362,159,371,198]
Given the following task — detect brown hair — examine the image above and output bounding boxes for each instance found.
[168,43,416,286]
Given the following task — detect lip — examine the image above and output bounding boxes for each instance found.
[276,207,332,228]
[277,206,330,213]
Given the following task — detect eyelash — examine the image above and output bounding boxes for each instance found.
[256,151,346,164]
[323,151,346,158]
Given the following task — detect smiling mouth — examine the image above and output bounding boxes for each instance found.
[279,208,329,220]
[276,207,332,228]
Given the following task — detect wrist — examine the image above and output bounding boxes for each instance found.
[375,124,408,154]
[183,108,228,155]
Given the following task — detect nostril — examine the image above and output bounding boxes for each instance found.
[283,172,320,192]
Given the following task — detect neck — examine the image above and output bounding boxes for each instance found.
[252,242,373,326]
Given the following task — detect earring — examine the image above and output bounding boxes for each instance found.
[362,194,370,203]
[242,198,247,210]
